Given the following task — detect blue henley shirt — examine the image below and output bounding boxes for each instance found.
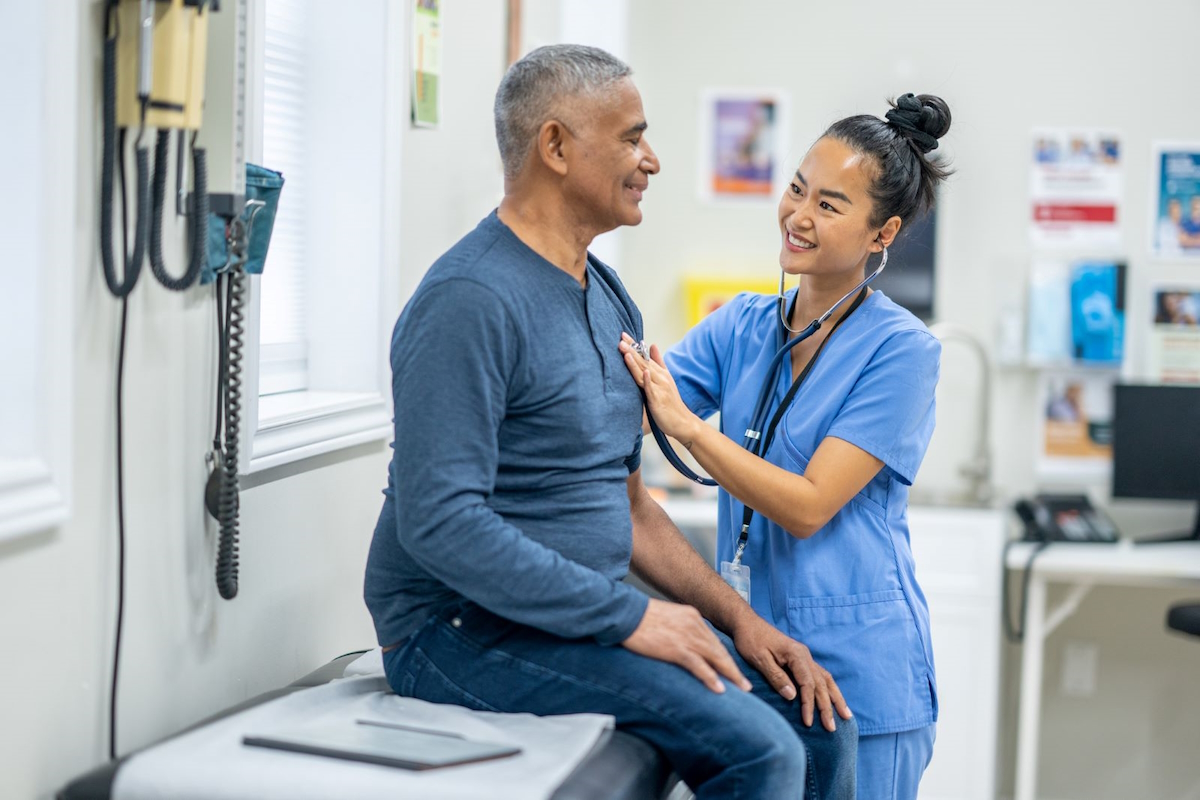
[364,211,650,648]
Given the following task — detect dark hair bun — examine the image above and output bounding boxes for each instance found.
[884,93,951,154]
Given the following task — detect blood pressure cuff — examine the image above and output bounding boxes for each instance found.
[201,163,285,285]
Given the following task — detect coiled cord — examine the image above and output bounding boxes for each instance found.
[149,130,208,291]
[215,257,246,600]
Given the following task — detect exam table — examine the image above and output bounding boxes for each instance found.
[58,651,673,800]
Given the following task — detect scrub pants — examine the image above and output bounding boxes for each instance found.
[857,725,936,800]
[383,601,807,799]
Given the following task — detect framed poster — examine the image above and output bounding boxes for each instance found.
[697,89,789,204]
[1150,142,1200,260]
[1029,129,1122,250]
[1149,286,1200,384]
[1036,370,1116,477]
[411,0,441,128]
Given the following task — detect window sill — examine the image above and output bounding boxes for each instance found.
[248,390,392,474]
[0,458,69,542]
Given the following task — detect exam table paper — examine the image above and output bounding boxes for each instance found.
[113,655,614,800]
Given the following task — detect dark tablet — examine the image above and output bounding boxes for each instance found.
[243,718,522,771]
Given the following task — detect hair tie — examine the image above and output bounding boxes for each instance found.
[885,93,939,155]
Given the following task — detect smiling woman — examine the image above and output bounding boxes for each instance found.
[622,94,954,800]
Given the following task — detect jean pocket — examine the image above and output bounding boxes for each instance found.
[446,602,520,647]
[405,646,502,713]
[396,650,422,697]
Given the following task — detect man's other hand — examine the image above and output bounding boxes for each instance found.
[622,599,752,694]
[733,617,853,732]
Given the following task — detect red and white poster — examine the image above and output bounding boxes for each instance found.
[1030,129,1123,249]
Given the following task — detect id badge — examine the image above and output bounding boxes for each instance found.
[720,561,751,603]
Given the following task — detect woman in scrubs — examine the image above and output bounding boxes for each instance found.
[620,93,951,800]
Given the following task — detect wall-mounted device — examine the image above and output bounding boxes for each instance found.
[101,0,215,296]
[99,0,223,762]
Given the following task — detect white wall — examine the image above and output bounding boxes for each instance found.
[7,3,1196,798]
[0,2,507,798]
[614,2,1200,798]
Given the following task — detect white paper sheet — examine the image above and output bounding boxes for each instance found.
[113,663,613,800]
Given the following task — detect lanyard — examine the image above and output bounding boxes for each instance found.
[731,287,869,565]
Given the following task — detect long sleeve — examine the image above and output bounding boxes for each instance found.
[390,278,648,645]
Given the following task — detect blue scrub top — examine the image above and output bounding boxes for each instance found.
[666,289,941,736]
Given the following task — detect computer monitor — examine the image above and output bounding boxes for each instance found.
[1111,384,1200,541]
[872,209,936,322]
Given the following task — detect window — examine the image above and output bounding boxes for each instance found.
[242,0,400,473]
[258,0,309,395]
[0,3,72,539]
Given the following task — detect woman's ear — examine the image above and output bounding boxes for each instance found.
[876,216,902,250]
[536,119,571,177]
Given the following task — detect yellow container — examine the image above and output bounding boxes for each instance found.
[115,0,210,130]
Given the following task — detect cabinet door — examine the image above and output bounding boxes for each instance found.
[909,508,1005,800]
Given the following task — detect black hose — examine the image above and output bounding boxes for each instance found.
[100,30,149,299]
[1002,538,1050,644]
[108,297,130,761]
[191,145,210,283]
[149,130,208,291]
[215,260,245,600]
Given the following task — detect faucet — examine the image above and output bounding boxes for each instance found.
[926,322,993,507]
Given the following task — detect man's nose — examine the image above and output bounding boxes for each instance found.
[642,140,661,174]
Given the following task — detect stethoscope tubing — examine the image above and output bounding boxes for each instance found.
[644,252,889,487]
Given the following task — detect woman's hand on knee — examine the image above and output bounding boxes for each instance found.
[733,618,853,731]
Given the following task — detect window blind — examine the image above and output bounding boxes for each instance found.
[258,0,309,395]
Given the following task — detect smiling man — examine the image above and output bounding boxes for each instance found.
[364,45,852,799]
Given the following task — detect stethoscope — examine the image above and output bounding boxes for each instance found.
[636,245,889,563]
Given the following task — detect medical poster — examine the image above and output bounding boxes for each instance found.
[1150,143,1200,260]
[1029,129,1122,249]
[698,90,788,203]
[1037,371,1115,476]
[411,0,441,128]
[1148,287,1200,384]
[1025,259,1126,367]
[1069,261,1125,365]
[1025,260,1073,364]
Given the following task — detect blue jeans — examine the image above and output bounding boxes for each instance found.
[711,629,858,800]
[383,601,808,799]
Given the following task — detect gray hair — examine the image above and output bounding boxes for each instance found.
[494,44,632,181]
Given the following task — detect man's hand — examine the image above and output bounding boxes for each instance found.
[733,616,853,731]
[623,598,753,694]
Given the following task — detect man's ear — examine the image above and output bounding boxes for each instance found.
[875,216,902,250]
[536,119,571,177]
